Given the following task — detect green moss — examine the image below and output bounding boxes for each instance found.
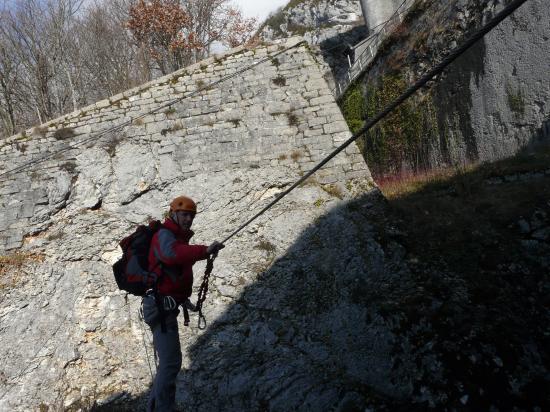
[341,82,366,134]
[359,73,439,177]
[506,85,525,116]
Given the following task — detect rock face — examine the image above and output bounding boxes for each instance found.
[259,0,363,45]
[0,38,416,410]
[359,0,406,31]
[347,0,550,173]
[433,0,550,163]
[257,0,369,93]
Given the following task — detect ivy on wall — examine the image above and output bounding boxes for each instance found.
[341,73,440,178]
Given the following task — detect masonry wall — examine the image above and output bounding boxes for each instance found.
[0,38,368,252]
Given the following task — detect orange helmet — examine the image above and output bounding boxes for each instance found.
[170,196,197,213]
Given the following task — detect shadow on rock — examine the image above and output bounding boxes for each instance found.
[177,190,420,411]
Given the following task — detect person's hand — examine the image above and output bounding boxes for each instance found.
[207,241,225,255]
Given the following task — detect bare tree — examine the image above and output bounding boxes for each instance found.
[0,23,21,136]
[0,0,256,139]
[127,0,257,75]
[2,0,83,126]
[77,1,141,99]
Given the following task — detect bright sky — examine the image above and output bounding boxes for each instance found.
[231,0,289,21]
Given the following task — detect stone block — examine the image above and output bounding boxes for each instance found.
[310,95,335,107]
[18,203,34,219]
[323,121,349,135]
[95,99,111,109]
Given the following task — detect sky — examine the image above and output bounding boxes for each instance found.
[0,0,290,25]
[231,0,289,21]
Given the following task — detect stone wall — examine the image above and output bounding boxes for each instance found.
[0,38,367,253]
[434,0,550,163]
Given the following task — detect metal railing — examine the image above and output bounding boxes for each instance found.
[333,0,414,98]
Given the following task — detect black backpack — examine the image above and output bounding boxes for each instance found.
[112,220,163,296]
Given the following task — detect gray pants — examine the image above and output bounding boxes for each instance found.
[142,294,182,412]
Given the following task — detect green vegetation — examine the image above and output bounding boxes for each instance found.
[164,107,176,115]
[506,85,525,115]
[362,73,439,177]
[341,82,366,134]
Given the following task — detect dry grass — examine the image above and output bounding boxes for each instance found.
[321,184,344,199]
[379,146,550,200]
[255,239,276,254]
[379,146,550,271]
[290,150,302,161]
[378,167,464,199]
[0,252,44,289]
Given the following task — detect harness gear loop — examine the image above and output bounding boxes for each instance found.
[194,255,215,330]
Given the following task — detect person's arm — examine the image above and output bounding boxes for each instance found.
[155,229,208,265]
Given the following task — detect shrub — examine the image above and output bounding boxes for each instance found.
[272,75,286,87]
[507,86,525,116]
[286,112,299,126]
[53,127,75,140]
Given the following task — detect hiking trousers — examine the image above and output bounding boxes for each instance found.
[142,294,182,412]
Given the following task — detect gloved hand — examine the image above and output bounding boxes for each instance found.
[207,241,225,255]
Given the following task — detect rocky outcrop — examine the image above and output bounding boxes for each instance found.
[259,0,363,45]
[0,38,415,411]
[257,0,368,94]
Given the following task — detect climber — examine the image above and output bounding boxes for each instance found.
[142,195,224,412]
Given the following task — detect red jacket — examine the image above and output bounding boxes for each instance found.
[148,218,209,303]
